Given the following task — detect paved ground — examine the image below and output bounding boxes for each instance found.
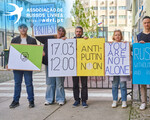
[2,70,150,120]
[0,71,132,120]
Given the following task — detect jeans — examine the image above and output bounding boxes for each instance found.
[13,70,34,102]
[45,66,65,103]
[73,76,88,102]
[112,76,127,101]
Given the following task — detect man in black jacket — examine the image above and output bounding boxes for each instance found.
[73,26,88,108]
[137,16,150,110]
[9,24,37,108]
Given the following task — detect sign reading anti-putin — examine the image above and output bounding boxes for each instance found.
[30,4,57,36]
[8,44,43,71]
[133,43,150,84]
[77,38,105,76]
[105,42,130,76]
[48,39,77,77]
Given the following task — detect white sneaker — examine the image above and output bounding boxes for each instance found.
[112,101,117,108]
[58,101,65,106]
[139,103,146,110]
[122,101,127,108]
[44,101,53,105]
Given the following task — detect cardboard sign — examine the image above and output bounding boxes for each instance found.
[48,39,77,77]
[77,38,105,76]
[31,4,57,36]
[105,42,130,76]
[8,44,43,71]
[133,43,150,84]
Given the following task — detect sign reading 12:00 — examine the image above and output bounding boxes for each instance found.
[48,39,77,77]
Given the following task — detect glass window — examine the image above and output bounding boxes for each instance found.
[108,31,114,36]
[93,7,98,10]
[118,6,126,10]
[100,7,107,10]
[109,6,116,10]
[119,15,126,19]
[109,15,115,19]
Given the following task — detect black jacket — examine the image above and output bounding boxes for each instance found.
[11,35,37,45]
[35,36,54,65]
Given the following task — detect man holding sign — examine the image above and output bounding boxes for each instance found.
[72,26,88,108]
[8,24,37,108]
[136,16,150,110]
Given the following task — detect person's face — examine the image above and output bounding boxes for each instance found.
[114,31,122,42]
[18,27,28,35]
[57,28,65,38]
[75,28,83,38]
[143,18,150,30]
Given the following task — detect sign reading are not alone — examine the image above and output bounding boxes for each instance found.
[105,42,130,76]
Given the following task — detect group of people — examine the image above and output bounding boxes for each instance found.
[7,16,150,111]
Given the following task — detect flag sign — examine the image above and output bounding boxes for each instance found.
[105,42,130,76]
[8,44,43,71]
[98,22,102,25]
[77,38,105,76]
[133,43,150,84]
[48,39,77,77]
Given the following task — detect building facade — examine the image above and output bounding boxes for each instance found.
[128,0,150,43]
[80,0,132,42]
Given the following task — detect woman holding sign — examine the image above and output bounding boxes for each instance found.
[110,30,130,108]
[35,26,66,106]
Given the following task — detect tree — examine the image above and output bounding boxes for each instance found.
[71,0,98,37]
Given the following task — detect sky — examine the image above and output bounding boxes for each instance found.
[66,0,75,17]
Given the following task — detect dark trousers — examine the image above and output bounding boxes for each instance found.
[73,76,88,102]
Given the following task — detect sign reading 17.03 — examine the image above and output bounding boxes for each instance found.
[48,39,77,77]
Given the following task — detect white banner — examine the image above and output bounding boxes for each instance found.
[105,42,130,76]
[48,39,77,77]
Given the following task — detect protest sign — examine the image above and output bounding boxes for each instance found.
[77,38,105,76]
[30,4,57,36]
[133,43,150,84]
[105,42,130,76]
[48,39,77,77]
[8,44,43,71]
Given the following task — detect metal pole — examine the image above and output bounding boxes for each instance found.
[4,0,7,49]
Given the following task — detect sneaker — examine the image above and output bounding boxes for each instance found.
[112,101,117,108]
[82,101,88,108]
[58,101,65,106]
[122,101,127,108]
[29,101,35,108]
[73,101,80,107]
[44,101,53,105]
[140,103,146,110]
[9,100,19,108]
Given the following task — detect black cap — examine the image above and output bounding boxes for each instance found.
[18,24,28,28]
